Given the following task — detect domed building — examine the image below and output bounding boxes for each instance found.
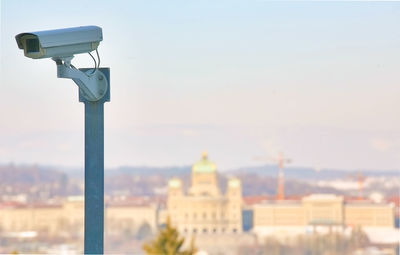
[167,152,243,235]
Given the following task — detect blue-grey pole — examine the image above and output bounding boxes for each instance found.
[79,68,110,254]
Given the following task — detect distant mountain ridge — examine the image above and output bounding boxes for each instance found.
[0,164,66,184]
[0,164,398,198]
[232,165,399,180]
[102,165,399,181]
[106,166,191,177]
[1,163,397,181]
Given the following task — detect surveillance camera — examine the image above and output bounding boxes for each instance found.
[15,26,102,59]
[15,25,107,101]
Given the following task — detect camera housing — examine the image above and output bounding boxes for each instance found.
[15,25,107,101]
[15,26,102,59]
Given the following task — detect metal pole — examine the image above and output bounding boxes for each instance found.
[79,68,110,254]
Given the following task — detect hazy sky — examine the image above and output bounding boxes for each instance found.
[1,1,399,171]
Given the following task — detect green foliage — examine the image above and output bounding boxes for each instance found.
[143,217,197,255]
[137,222,153,240]
[348,225,369,250]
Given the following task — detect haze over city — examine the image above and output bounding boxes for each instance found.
[1,1,399,170]
[1,1,400,255]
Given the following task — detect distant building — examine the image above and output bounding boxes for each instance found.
[106,200,158,237]
[254,194,394,228]
[253,194,397,244]
[167,152,243,235]
[0,196,157,239]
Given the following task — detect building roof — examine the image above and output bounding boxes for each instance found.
[254,199,302,207]
[387,196,400,207]
[168,178,182,188]
[0,201,62,209]
[243,195,270,206]
[192,151,217,173]
[0,201,26,209]
[302,194,343,202]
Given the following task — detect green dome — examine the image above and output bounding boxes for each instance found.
[192,151,217,173]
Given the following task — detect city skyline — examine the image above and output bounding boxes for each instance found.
[1,1,399,170]
[0,152,397,254]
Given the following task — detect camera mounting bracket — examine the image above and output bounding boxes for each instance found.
[53,56,108,101]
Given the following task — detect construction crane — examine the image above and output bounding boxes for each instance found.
[254,152,292,200]
[348,171,366,200]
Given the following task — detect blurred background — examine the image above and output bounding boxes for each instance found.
[0,1,399,254]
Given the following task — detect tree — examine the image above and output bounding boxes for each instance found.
[137,222,153,240]
[143,217,197,255]
[349,225,369,250]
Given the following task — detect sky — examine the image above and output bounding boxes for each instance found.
[0,1,399,171]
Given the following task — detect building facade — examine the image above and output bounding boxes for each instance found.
[167,152,243,235]
[0,196,157,239]
[254,194,395,229]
